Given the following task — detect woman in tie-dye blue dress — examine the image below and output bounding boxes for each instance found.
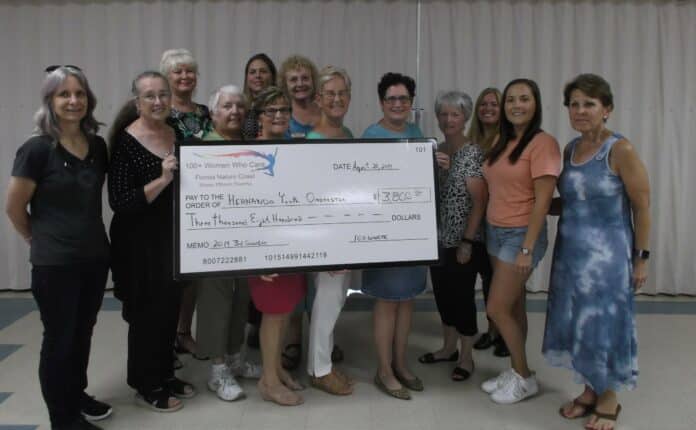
[543,74,651,429]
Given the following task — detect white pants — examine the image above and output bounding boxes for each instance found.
[307,271,350,377]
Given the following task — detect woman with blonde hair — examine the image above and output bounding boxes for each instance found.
[466,87,508,357]
[278,54,321,138]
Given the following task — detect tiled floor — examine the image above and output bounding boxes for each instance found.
[1,293,696,430]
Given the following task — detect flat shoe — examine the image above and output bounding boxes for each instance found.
[418,350,459,364]
[559,398,595,420]
[473,333,495,350]
[493,339,510,357]
[451,362,474,382]
[392,368,424,392]
[258,380,304,406]
[310,371,353,396]
[374,374,410,400]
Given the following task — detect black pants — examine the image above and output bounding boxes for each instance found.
[430,243,491,336]
[126,282,182,394]
[31,262,108,428]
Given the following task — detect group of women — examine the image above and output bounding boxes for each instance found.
[5,47,650,430]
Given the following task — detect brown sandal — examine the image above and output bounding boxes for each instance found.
[559,398,595,419]
[585,404,621,430]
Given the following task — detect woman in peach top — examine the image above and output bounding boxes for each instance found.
[480,78,561,405]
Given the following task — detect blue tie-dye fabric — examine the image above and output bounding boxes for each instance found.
[542,133,638,394]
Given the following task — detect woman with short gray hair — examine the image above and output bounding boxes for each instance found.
[418,90,489,383]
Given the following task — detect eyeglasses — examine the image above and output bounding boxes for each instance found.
[138,92,171,103]
[262,107,292,117]
[383,95,412,105]
[45,65,82,73]
[322,90,350,100]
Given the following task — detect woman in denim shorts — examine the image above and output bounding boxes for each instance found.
[480,79,561,405]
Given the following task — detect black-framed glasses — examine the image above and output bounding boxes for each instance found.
[262,107,292,117]
[383,95,412,105]
[45,65,82,73]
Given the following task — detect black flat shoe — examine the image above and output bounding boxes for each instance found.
[493,339,510,357]
[473,333,495,350]
[418,350,459,364]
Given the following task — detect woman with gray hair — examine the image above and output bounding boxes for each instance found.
[418,90,488,382]
[5,65,112,429]
[194,84,261,402]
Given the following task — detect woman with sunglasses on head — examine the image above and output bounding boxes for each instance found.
[159,48,212,359]
[543,74,649,430]
[467,87,509,357]
[108,71,196,413]
[242,53,277,140]
[480,78,561,404]
[247,86,307,406]
[5,65,111,430]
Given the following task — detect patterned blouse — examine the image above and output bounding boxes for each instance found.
[437,142,485,248]
[167,103,213,139]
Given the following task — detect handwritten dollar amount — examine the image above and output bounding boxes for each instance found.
[376,188,431,204]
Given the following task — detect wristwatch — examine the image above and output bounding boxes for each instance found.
[520,247,531,256]
[634,249,650,260]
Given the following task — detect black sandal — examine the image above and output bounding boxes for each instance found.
[135,388,183,413]
[418,350,459,364]
[282,343,302,370]
[165,377,197,399]
[451,361,474,381]
[331,345,344,363]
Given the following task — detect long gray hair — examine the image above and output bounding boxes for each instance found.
[33,66,101,141]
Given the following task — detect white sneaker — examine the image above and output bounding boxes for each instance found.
[216,373,244,401]
[208,363,244,401]
[490,370,538,404]
[226,353,262,379]
[481,368,515,394]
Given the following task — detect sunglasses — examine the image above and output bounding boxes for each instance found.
[45,65,82,73]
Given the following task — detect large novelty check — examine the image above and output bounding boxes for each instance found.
[174,139,440,279]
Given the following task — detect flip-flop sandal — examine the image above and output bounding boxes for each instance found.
[559,398,595,419]
[586,404,621,429]
[281,343,302,370]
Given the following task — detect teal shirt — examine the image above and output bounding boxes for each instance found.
[305,126,354,139]
[361,122,423,139]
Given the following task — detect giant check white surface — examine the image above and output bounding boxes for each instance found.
[175,139,440,278]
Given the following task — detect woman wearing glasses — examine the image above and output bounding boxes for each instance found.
[247,87,307,406]
[361,72,442,400]
[108,71,196,413]
[6,65,111,430]
[305,66,355,396]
